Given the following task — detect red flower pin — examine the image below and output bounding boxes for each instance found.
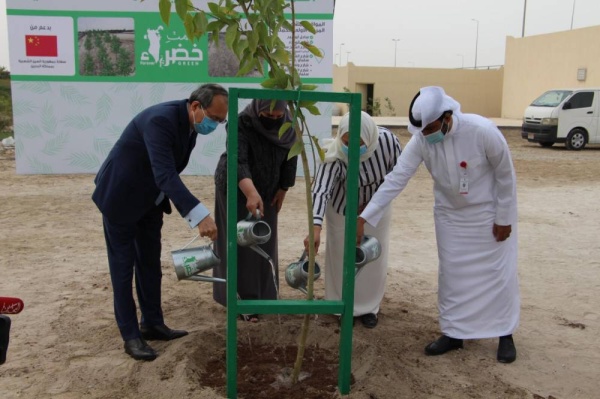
[460,161,467,169]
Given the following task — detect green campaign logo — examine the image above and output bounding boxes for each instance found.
[137,18,208,81]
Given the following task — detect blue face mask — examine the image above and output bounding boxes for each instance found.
[425,130,445,144]
[424,121,447,144]
[194,108,219,135]
[341,143,368,156]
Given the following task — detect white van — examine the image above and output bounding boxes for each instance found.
[521,88,600,150]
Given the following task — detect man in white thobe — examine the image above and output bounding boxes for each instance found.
[357,86,520,363]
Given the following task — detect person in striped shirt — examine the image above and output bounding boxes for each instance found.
[304,111,402,328]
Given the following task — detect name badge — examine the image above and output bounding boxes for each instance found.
[459,176,469,195]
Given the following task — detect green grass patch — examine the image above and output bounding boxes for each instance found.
[0,78,13,140]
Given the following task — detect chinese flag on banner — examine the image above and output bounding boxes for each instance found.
[25,35,58,57]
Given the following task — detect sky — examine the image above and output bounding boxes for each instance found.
[1,0,600,70]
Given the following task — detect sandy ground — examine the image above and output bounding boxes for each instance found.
[1,129,599,398]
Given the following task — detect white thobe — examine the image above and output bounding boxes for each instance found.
[362,113,520,339]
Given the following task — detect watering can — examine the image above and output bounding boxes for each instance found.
[285,250,321,295]
[237,211,272,260]
[171,234,225,284]
[355,235,382,276]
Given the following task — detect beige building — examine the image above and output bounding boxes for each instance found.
[334,24,600,120]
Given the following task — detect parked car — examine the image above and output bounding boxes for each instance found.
[521,88,600,150]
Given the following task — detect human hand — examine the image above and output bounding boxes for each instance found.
[303,225,322,254]
[197,216,218,241]
[356,217,366,246]
[246,192,264,218]
[493,224,512,242]
[270,189,287,213]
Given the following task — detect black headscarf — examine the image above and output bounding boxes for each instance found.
[240,99,296,150]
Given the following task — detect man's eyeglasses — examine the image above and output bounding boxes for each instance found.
[202,107,227,124]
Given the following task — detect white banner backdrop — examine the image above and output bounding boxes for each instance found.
[6,0,335,174]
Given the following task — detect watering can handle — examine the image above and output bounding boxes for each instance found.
[180,233,200,250]
[299,249,307,262]
[245,209,262,221]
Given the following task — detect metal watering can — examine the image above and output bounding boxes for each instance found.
[285,250,321,295]
[236,211,272,260]
[355,235,382,276]
[171,234,225,284]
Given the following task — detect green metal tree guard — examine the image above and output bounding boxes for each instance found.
[226,88,362,398]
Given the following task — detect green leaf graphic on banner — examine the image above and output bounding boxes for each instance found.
[15,140,24,158]
[41,103,58,135]
[185,159,211,175]
[150,84,166,104]
[198,137,225,157]
[67,153,101,170]
[42,133,69,156]
[112,84,139,93]
[107,124,124,137]
[62,115,94,130]
[93,137,114,157]
[15,122,42,139]
[12,100,37,116]
[175,84,198,93]
[130,93,144,115]
[60,85,90,105]
[28,157,53,174]
[95,94,113,125]
[18,82,51,94]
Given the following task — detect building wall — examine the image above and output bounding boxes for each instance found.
[502,25,600,119]
[333,64,504,117]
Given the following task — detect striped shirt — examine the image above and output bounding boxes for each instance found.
[311,127,402,226]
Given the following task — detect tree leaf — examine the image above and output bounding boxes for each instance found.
[225,23,238,50]
[300,41,323,58]
[183,13,195,42]
[193,12,208,38]
[278,122,292,138]
[300,84,318,91]
[270,47,289,65]
[310,134,325,161]
[287,139,304,160]
[260,78,279,89]
[300,20,316,34]
[175,0,189,22]
[303,104,321,116]
[248,29,258,53]
[159,0,171,26]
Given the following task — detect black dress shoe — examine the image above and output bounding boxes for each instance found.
[140,324,188,341]
[124,338,157,361]
[424,335,463,356]
[0,315,11,365]
[497,335,517,363]
[360,313,378,329]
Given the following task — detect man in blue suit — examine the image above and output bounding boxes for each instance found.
[93,84,228,361]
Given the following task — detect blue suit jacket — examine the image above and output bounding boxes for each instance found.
[92,99,200,224]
